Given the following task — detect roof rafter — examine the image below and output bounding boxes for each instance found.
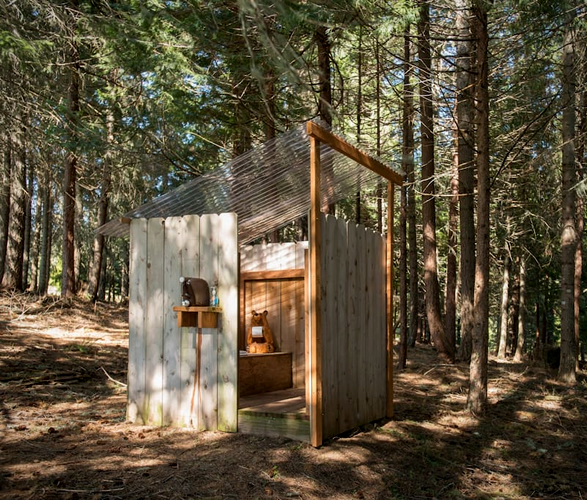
[306,121,404,185]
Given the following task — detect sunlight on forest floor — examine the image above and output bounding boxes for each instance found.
[1,291,586,499]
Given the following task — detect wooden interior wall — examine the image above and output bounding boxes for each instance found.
[320,214,387,439]
[127,214,238,431]
[240,243,307,388]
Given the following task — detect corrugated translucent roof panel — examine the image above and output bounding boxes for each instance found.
[98,121,401,244]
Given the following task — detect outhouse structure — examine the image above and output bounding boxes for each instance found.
[99,121,403,447]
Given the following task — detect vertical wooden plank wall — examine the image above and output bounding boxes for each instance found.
[163,217,182,425]
[145,218,165,425]
[197,215,219,430]
[217,213,239,431]
[126,214,238,431]
[128,219,148,423]
[320,214,387,439]
[321,215,340,439]
[179,216,199,427]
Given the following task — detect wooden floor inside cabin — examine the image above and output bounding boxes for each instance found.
[238,387,307,419]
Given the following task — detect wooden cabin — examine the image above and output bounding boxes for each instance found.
[100,121,403,446]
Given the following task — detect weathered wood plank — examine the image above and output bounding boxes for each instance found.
[295,242,308,270]
[250,280,267,315]
[345,220,359,430]
[179,215,199,427]
[294,277,305,389]
[377,232,388,417]
[239,387,305,410]
[238,253,245,351]
[145,218,165,425]
[365,228,378,424]
[304,248,311,409]
[243,281,253,349]
[241,243,307,273]
[279,278,296,355]
[267,279,282,348]
[128,219,148,424]
[355,223,367,425]
[217,212,238,432]
[162,217,182,426]
[198,214,219,430]
[239,396,305,415]
[267,242,284,270]
[335,217,350,434]
[239,245,254,272]
[321,214,339,439]
[237,413,310,443]
[387,182,395,418]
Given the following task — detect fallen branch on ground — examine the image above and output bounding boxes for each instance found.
[100,366,127,388]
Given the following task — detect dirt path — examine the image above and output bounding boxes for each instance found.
[1,292,586,499]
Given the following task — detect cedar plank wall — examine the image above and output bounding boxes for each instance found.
[240,242,307,388]
[127,214,238,431]
[320,214,387,439]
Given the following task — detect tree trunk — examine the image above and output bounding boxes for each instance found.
[558,10,577,384]
[399,178,408,371]
[315,25,332,127]
[61,46,80,298]
[356,28,363,225]
[399,27,414,370]
[574,86,586,370]
[315,25,335,215]
[29,182,42,293]
[376,39,383,234]
[88,110,114,302]
[397,29,418,349]
[456,0,476,363]
[263,65,281,243]
[121,245,129,300]
[38,171,52,296]
[445,132,459,352]
[98,250,107,301]
[468,1,490,414]
[74,187,82,292]
[497,251,510,359]
[534,299,541,359]
[0,144,10,284]
[509,266,520,356]
[22,157,33,290]
[2,120,27,291]
[514,257,526,361]
[418,0,453,362]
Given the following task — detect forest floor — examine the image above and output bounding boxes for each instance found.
[0,291,586,500]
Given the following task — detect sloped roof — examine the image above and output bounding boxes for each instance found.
[98,121,402,244]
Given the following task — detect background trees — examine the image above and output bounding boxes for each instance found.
[0,0,585,397]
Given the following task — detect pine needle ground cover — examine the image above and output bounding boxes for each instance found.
[0,292,585,499]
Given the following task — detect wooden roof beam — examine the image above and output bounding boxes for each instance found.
[306,121,404,185]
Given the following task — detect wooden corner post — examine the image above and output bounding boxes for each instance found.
[386,181,394,418]
[308,127,323,447]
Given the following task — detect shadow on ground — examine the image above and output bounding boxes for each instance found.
[1,296,586,499]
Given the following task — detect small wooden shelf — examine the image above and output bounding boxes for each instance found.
[172,306,223,328]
